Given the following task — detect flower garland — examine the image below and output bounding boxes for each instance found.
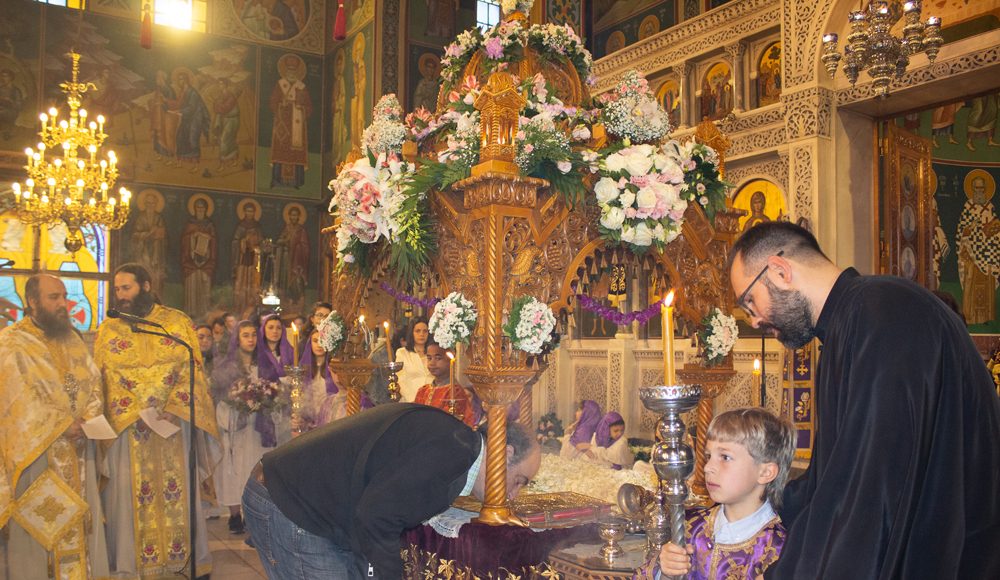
[576,294,663,327]
[698,308,738,366]
[428,292,478,349]
[501,0,534,15]
[527,454,655,505]
[526,23,594,86]
[379,282,441,309]
[317,311,347,353]
[503,296,557,354]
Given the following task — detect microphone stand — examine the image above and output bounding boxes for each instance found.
[129,324,198,580]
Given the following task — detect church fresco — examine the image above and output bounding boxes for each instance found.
[590,0,675,60]
[407,47,443,113]
[732,179,786,234]
[755,42,781,108]
[545,0,583,37]
[655,77,681,131]
[255,48,323,197]
[699,61,732,122]
[118,186,321,317]
[43,11,258,193]
[0,3,41,156]
[213,0,325,54]
[895,104,1000,333]
[330,23,373,168]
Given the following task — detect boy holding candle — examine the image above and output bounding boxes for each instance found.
[636,408,794,580]
[413,342,479,427]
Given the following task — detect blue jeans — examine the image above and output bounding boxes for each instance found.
[242,474,365,579]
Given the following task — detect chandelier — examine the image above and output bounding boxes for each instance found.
[821,1,943,97]
[10,52,131,252]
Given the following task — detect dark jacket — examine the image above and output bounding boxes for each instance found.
[262,403,481,578]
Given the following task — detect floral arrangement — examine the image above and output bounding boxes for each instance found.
[428,292,478,349]
[594,143,688,252]
[501,0,534,15]
[599,70,671,143]
[317,311,347,353]
[526,23,594,87]
[502,295,557,354]
[527,454,655,504]
[224,377,285,415]
[697,308,739,366]
[677,140,729,221]
[361,94,407,157]
[328,152,434,281]
[536,412,564,453]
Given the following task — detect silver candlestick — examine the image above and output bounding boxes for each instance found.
[639,385,702,576]
[382,361,404,402]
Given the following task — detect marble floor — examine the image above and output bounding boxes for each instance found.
[205,515,268,579]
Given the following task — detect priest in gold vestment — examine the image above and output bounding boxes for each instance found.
[0,274,111,580]
[95,264,218,578]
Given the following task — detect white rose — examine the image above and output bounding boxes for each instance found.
[619,190,636,209]
[605,153,626,173]
[635,187,657,210]
[620,225,635,243]
[600,206,626,230]
[594,177,620,204]
[632,222,653,246]
[623,150,654,176]
[652,223,666,242]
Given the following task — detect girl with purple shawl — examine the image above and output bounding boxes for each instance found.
[211,320,270,534]
[588,411,634,469]
[634,408,793,580]
[252,314,293,447]
[299,328,374,428]
[559,400,602,459]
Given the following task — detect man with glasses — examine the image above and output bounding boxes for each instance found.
[728,222,999,579]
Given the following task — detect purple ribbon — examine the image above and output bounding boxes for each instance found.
[380,282,441,309]
[576,294,663,327]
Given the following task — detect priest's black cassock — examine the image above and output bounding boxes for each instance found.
[767,269,1000,579]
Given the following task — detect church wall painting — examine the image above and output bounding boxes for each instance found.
[0,2,42,156]
[590,0,676,60]
[655,77,681,132]
[331,22,374,168]
[43,10,259,194]
[894,100,1000,333]
[255,48,324,198]
[212,0,326,54]
[544,0,583,37]
[90,0,140,19]
[119,185,322,319]
[407,46,443,114]
[699,61,733,123]
[754,41,781,108]
[732,179,786,234]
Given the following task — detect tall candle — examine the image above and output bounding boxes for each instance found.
[290,322,299,365]
[662,291,676,386]
[447,351,456,398]
[384,321,393,362]
[753,357,762,406]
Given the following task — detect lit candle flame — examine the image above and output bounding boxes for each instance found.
[753,357,761,374]
[663,290,675,307]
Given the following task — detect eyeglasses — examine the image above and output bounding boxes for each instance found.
[736,250,784,318]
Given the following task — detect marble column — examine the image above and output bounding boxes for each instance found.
[673,62,693,129]
[726,41,747,113]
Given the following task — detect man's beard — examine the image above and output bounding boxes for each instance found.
[33,307,74,338]
[759,278,816,349]
[117,290,156,317]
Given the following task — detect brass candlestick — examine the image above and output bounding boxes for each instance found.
[382,361,404,402]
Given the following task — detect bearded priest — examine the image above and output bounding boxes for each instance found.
[95,263,218,578]
[0,274,111,580]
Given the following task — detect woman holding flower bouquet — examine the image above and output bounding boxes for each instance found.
[254,313,294,447]
[395,316,434,402]
[212,320,283,534]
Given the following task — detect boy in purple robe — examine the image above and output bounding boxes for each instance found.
[636,408,794,580]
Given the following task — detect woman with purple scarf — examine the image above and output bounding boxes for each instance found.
[588,411,634,469]
[560,400,602,459]
[253,314,293,448]
[298,327,375,429]
[211,320,270,534]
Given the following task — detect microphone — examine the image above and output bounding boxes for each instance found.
[107,309,164,328]
[0,259,13,268]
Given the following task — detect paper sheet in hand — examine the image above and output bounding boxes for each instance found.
[82,415,117,440]
[139,407,181,439]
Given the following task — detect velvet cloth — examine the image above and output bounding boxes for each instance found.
[769,269,1000,579]
[569,400,602,446]
[633,505,784,580]
[401,521,596,578]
